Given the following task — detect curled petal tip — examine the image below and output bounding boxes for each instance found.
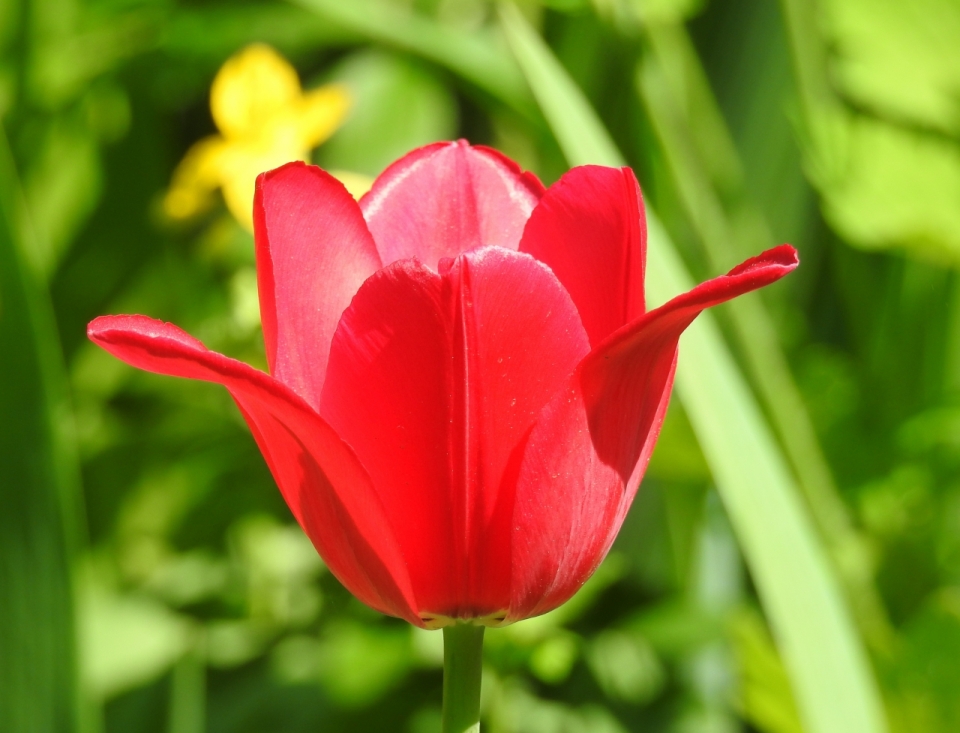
[87,314,207,353]
[87,313,146,341]
[87,315,109,339]
[727,244,799,277]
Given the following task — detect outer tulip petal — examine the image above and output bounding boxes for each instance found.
[508,245,799,620]
[319,247,589,621]
[359,140,545,269]
[319,262,455,621]
[519,165,646,347]
[453,248,590,616]
[254,162,382,409]
[87,315,419,625]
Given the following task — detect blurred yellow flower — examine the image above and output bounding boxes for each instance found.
[164,44,371,230]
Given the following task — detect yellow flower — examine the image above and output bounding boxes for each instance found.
[164,44,371,230]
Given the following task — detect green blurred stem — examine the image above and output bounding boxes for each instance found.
[441,625,485,733]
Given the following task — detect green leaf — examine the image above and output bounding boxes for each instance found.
[78,579,193,701]
[498,5,620,168]
[729,609,804,733]
[498,6,887,733]
[819,0,960,135]
[22,117,102,278]
[290,0,536,119]
[811,112,960,263]
[781,0,960,262]
[0,130,84,731]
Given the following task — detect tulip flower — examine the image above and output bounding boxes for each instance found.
[90,141,796,731]
[163,44,370,230]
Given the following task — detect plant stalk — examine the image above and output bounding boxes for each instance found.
[441,625,485,733]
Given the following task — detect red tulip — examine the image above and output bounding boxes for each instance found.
[88,141,797,629]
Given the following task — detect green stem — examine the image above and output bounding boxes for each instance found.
[441,625,485,733]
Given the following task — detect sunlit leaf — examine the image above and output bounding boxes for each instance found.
[810,112,960,262]
[78,577,193,700]
[819,0,960,135]
[729,609,804,733]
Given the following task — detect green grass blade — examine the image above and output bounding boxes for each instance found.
[0,128,84,733]
[498,5,887,733]
[498,5,621,169]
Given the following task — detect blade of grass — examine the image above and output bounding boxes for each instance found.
[498,5,887,733]
[0,126,86,733]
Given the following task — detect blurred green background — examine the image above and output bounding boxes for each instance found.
[3,0,960,731]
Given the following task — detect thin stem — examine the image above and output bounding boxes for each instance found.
[441,625,485,733]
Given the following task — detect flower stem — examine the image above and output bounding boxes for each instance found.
[441,624,485,733]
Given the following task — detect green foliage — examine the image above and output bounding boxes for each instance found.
[788,0,960,261]
[819,0,960,135]
[0,132,83,732]
[5,0,960,731]
[317,49,458,176]
[499,6,884,732]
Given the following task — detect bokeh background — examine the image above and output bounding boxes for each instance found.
[3,0,960,731]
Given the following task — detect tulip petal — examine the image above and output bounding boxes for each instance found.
[453,248,590,614]
[254,162,382,408]
[519,165,646,347]
[319,262,456,619]
[359,140,545,269]
[319,247,589,619]
[508,245,798,620]
[87,315,419,624]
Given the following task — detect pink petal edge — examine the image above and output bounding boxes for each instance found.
[254,162,382,409]
[359,140,545,270]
